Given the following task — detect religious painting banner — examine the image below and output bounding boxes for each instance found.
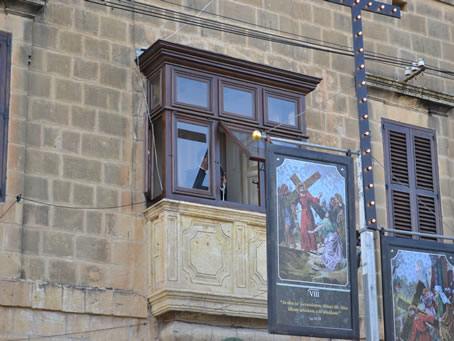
[266,145,359,339]
[381,236,454,341]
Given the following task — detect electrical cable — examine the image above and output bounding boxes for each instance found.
[158,0,454,78]
[266,84,357,135]
[0,198,18,221]
[21,196,145,210]
[163,0,214,41]
[159,0,353,51]
[85,0,356,58]
[85,0,454,80]
[6,322,149,341]
[134,57,163,193]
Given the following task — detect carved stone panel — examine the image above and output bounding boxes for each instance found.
[182,221,231,286]
[234,223,247,289]
[145,200,267,319]
[166,214,178,282]
[249,229,267,291]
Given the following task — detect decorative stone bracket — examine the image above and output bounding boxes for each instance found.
[145,199,268,319]
[3,0,46,18]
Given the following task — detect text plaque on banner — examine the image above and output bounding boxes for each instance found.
[266,145,359,339]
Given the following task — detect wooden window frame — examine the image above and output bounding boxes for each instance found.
[138,40,321,212]
[148,70,162,112]
[219,79,259,123]
[382,119,442,240]
[172,68,214,114]
[263,89,302,131]
[219,122,266,207]
[0,31,11,203]
[172,114,215,199]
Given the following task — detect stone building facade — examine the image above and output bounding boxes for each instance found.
[0,0,453,340]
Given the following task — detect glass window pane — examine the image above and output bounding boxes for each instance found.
[268,96,297,126]
[176,76,209,107]
[231,129,265,159]
[151,117,163,199]
[223,86,254,118]
[151,76,161,108]
[176,121,210,190]
[220,131,259,206]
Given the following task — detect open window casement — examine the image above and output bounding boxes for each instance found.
[219,122,265,207]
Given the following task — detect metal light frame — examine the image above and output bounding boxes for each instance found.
[325,0,401,229]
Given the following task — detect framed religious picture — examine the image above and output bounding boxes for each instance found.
[266,144,359,339]
[381,236,454,341]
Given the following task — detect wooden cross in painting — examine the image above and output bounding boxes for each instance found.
[325,0,401,229]
[290,171,320,191]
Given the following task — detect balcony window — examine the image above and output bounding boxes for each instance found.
[139,40,321,211]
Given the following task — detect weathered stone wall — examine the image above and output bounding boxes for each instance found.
[0,0,453,340]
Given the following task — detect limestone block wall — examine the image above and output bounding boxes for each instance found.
[0,0,453,340]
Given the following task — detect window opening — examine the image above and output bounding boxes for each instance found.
[383,120,441,241]
[138,41,322,210]
[219,122,263,207]
[176,120,210,191]
[392,0,407,11]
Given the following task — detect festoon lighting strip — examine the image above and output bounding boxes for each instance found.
[325,0,401,229]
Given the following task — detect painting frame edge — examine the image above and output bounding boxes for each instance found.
[381,235,454,341]
[266,144,359,339]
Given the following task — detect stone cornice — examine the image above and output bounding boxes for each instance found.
[366,73,454,113]
[2,0,46,18]
[149,289,267,319]
[0,279,147,318]
[144,199,266,227]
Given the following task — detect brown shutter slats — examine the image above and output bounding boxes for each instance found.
[418,195,437,233]
[414,136,434,190]
[389,130,409,185]
[418,195,437,241]
[392,190,411,232]
[384,120,441,240]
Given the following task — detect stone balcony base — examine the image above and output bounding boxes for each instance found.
[149,289,267,318]
[145,199,268,319]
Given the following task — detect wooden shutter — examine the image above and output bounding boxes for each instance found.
[0,31,11,202]
[383,120,441,239]
[413,132,439,240]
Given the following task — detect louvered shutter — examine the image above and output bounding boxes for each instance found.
[0,32,11,202]
[386,125,414,238]
[383,120,441,239]
[412,132,439,240]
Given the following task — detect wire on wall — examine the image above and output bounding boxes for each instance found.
[85,0,454,80]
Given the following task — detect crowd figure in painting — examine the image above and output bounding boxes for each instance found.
[394,267,454,341]
[278,182,346,272]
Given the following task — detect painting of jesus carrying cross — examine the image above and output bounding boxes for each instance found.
[276,157,349,286]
